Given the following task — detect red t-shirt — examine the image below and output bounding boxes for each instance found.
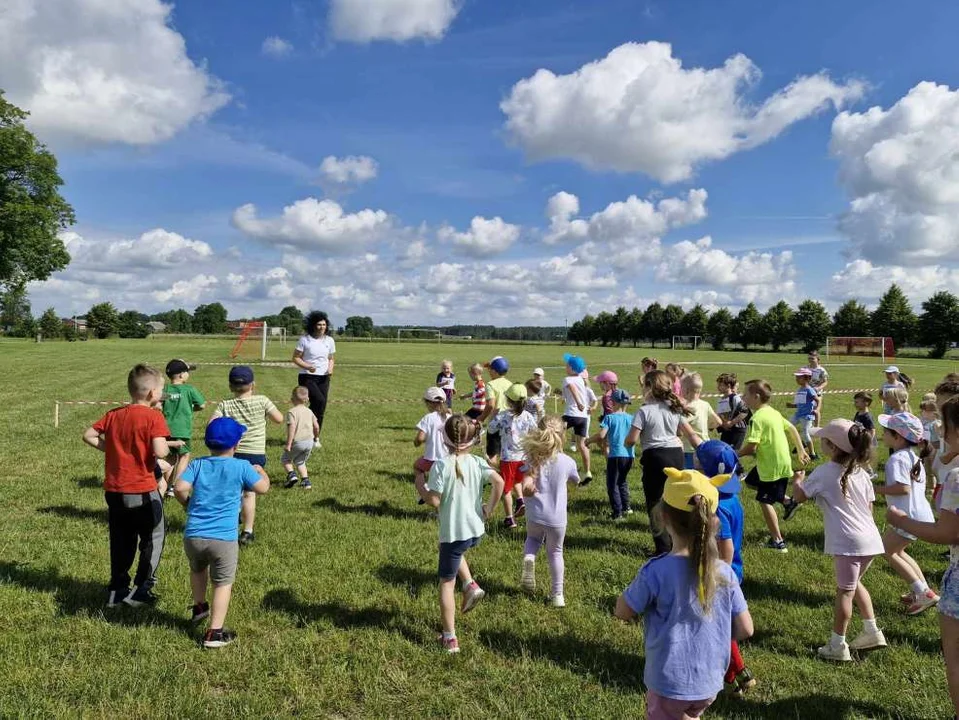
[92,405,171,493]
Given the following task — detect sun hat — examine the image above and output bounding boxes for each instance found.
[593,370,619,384]
[611,388,632,405]
[695,440,741,495]
[885,365,900,374]
[810,419,856,454]
[229,365,254,385]
[423,387,446,403]
[165,359,196,378]
[563,353,586,374]
[878,412,924,444]
[205,417,247,450]
[794,367,813,377]
[663,468,723,515]
[532,367,545,377]
[505,383,528,402]
[486,356,509,374]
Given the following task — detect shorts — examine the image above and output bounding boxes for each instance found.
[683,452,695,470]
[466,407,483,420]
[184,537,239,586]
[500,460,524,493]
[744,467,788,505]
[795,418,814,446]
[281,439,313,467]
[833,555,875,591]
[486,431,502,459]
[235,453,267,468]
[438,536,481,580]
[646,689,715,720]
[940,564,959,620]
[170,437,191,455]
[414,457,435,474]
[562,415,588,438]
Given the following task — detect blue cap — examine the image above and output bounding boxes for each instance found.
[205,417,247,450]
[563,353,586,374]
[611,388,631,405]
[695,440,741,495]
[229,365,254,385]
[487,356,509,374]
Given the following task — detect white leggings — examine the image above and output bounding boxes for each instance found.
[524,521,566,597]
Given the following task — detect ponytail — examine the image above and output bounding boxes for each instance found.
[911,439,932,482]
[839,422,874,497]
[655,497,720,613]
[645,370,693,416]
[444,414,480,484]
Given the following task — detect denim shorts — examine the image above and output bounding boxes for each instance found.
[438,536,481,580]
[941,564,959,620]
[235,452,267,468]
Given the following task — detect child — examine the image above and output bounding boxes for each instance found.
[593,370,619,420]
[853,392,876,443]
[413,387,452,503]
[932,378,959,508]
[489,384,538,528]
[532,367,552,398]
[876,412,939,614]
[161,359,205,497]
[478,356,512,462]
[524,378,545,421]
[808,350,829,427]
[561,354,593,485]
[210,366,283,546]
[174,417,270,648]
[461,363,487,421]
[82,364,172,607]
[614,468,753,719]
[682,373,721,469]
[665,362,685,398]
[626,370,701,555]
[696,440,755,697]
[716,373,750,451]
[921,398,941,483]
[739,379,809,553]
[588,389,635,520]
[282,386,319,490]
[882,365,908,414]
[519,416,581,606]
[641,357,659,375]
[436,360,456,408]
[417,415,505,654]
[787,368,820,459]
[791,420,887,661]
[883,386,911,415]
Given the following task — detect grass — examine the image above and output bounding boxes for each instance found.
[1,338,957,718]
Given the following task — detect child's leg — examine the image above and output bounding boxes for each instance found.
[941,614,959,716]
[605,461,621,516]
[524,521,546,557]
[901,551,931,588]
[853,579,876,621]
[132,491,165,591]
[296,462,309,481]
[576,434,591,476]
[105,494,137,591]
[619,459,632,511]
[439,578,457,634]
[191,567,209,605]
[545,525,566,598]
[883,530,922,586]
[759,503,783,543]
[501,490,514,518]
[725,640,746,684]
[241,491,256,533]
[209,583,234,629]
[833,588,855,636]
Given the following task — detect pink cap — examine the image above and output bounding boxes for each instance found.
[810,419,855,453]
[794,367,813,377]
[593,370,619,384]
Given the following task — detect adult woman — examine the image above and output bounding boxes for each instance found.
[293,311,336,445]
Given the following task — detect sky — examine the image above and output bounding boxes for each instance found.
[5,0,959,326]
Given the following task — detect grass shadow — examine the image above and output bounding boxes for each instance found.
[313,497,432,523]
[741,576,833,607]
[562,533,650,556]
[378,425,412,431]
[568,497,611,514]
[374,469,413,483]
[725,692,925,720]
[375,563,521,600]
[38,505,185,534]
[76,476,102,490]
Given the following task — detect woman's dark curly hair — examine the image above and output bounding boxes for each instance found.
[304,310,330,336]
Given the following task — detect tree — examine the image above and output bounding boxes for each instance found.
[641,303,665,347]
[682,304,709,340]
[86,302,119,339]
[707,308,733,351]
[872,284,918,349]
[792,300,831,353]
[763,301,794,352]
[662,304,686,342]
[732,303,763,350]
[344,315,374,337]
[193,303,228,334]
[0,284,31,331]
[612,306,629,346]
[277,305,304,335]
[39,307,61,339]
[831,300,872,337]
[154,308,193,333]
[593,311,616,346]
[627,307,644,347]
[118,310,149,339]
[0,92,74,291]
[919,291,959,359]
[580,314,596,346]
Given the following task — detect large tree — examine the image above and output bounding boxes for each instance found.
[831,299,872,337]
[593,311,616,346]
[662,304,686,343]
[0,283,31,330]
[627,306,644,347]
[118,310,149,338]
[612,306,629,346]
[732,303,763,350]
[86,302,119,339]
[0,92,74,292]
[39,307,61,339]
[763,301,794,352]
[707,307,733,351]
[871,284,917,350]
[641,303,665,347]
[792,300,831,353]
[193,302,228,334]
[344,315,374,337]
[919,291,959,359]
[682,304,710,340]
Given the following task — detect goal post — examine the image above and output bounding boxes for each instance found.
[671,335,703,350]
[825,336,894,363]
[230,321,269,361]
[397,328,442,343]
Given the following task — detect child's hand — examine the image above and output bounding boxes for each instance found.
[285,444,292,452]
[886,506,907,525]
[797,450,811,465]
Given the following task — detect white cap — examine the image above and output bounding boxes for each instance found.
[532,367,544,376]
[885,365,900,374]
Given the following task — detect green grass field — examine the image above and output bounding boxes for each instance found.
[2,338,958,719]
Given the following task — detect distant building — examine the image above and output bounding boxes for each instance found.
[146,321,166,334]
[61,317,87,333]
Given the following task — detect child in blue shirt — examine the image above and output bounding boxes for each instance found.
[588,389,635,520]
[615,467,753,718]
[174,417,270,649]
[787,368,820,459]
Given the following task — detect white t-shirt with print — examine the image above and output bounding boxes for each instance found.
[489,410,538,462]
[416,412,450,462]
[884,448,935,523]
[295,334,336,376]
[563,376,588,418]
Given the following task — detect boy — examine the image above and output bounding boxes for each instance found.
[460,363,486,420]
[808,350,828,428]
[739,379,809,552]
[478,356,512,463]
[83,364,171,607]
[682,373,722,469]
[716,373,749,451]
[587,389,634,519]
[532,367,551,398]
[175,417,270,648]
[787,368,820,460]
[436,360,456,408]
[853,392,875,439]
[161,359,206,497]
[282,386,319,490]
[210,366,283,545]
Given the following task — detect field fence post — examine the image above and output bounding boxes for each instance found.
[54,401,60,428]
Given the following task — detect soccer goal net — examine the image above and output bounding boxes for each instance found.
[672,335,703,350]
[397,328,442,343]
[825,336,894,362]
[230,321,275,361]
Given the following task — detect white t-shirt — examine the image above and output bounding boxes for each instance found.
[809,366,828,388]
[885,448,935,522]
[938,468,959,564]
[416,412,450,462]
[800,461,884,556]
[631,402,684,450]
[562,376,588,418]
[295,334,336,376]
[489,410,538,462]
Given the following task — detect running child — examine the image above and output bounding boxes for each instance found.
[532,367,552,398]
[519,416,581,606]
[413,387,452,503]
[561,354,593,485]
[524,378,545,421]
[665,363,685,398]
[417,414,505,654]
[853,392,876,443]
[921,397,941,483]
[614,468,753,719]
[161,359,206,496]
[932,377,959,508]
[488,384,538,528]
[787,368,820,459]
[282,386,319,490]
[436,360,456,408]
[808,350,829,429]
[461,363,487,420]
[791,420,887,661]
[593,370,619,420]
[478,356,512,462]
[587,389,634,520]
[716,373,750,451]
[682,373,721,469]
[174,417,270,648]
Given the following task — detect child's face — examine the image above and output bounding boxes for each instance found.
[885,372,896,382]
[795,375,808,387]
[820,437,836,457]
[566,365,576,376]
[882,427,905,449]
[854,397,868,412]
[743,389,761,410]
[441,363,452,375]
[808,355,819,367]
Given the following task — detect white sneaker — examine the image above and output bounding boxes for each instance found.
[521,558,536,592]
[313,439,322,449]
[817,641,851,662]
[849,629,887,651]
[461,581,486,613]
[550,594,566,608]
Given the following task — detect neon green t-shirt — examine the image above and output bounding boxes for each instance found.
[487,377,513,412]
[162,383,206,438]
[745,405,795,482]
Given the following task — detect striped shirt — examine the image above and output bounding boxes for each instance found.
[471,379,487,413]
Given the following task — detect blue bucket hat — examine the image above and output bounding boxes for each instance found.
[695,440,741,495]
[205,417,247,450]
[563,353,586,375]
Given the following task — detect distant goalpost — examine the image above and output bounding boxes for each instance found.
[672,335,703,350]
[825,336,894,363]
[397,328,442,343]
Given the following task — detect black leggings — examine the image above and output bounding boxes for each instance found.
[641,446,685,555]
[299,373,331,436]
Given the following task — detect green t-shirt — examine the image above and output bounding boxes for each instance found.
[214,395,278,455]
[427,454,494,544]
[487,377,513,412]
[745,405,795,482]
[162,383,206,438]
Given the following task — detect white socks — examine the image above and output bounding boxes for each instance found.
[831,631,846,647]
[911,580,929,595]
[863,618,879,634]
[442,631,455,641]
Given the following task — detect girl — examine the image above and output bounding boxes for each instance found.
[681,373,721,469]
[887,396,959,718]
[615,468,753,719]
[417,414,505,654]
[561,354,593,485]
[792,420,887,661]
[593,370,619,420]
[881,365,911,413]
[876,411,939,615]
[436,360,455,408]
[883,386,911,415]
[413,387,452,502]
[921,398,941,484]
[665,363,685,398]
[489,384,538,527]
[519,416,581,607]
[626,370,701,555]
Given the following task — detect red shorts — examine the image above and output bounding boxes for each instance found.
[500,461,525,493]
[414,457,434,474]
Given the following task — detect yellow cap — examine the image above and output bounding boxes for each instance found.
[505,383,528,402]
[663,468,727,515]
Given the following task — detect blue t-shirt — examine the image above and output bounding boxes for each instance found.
[622,555,747,701]
[601,411,635,459]
[792,386,819,422]
[716,494,744,584]
[180,456,261,541]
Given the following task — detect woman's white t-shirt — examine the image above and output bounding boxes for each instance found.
[416,412,450,462]
[885,448,935,522]
[563,376,588,418]
[295,334,336,376]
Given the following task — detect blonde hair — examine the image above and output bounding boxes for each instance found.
[444,414,481,482]
[655,497,722,612]
[681,372,703,398]
[425,398,451,418]
[920,399,939,415]
[469,362,484,377]
[440,359,453,369]
[883,386,911,413]
[127,364,163,399]
[521,416,565,477]
[292,386,310,403]
[645,370,692,416]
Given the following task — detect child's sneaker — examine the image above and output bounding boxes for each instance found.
[123,587,159,607]
[106,587,130,608]
[202,628,236,649]
[782,497,801,521]
[817,640,851,662]
[610,513,625,522]
[550,594,566,608]
[503,516,517,529]
[440,635,460,654]
[190,602,210,623]
[900,591,913,605]
[764,538,788,553]
[284,474,299,489]
[521,557,536,592]
[849,628,887,651]
[461,581,486,613]
[906,590,939,615]
[734,668,756,693]
[165,487,175,498]
[300,479,312,490]
[514,498,526,518]
[239,530,255,546]
[579,473,593,487]
[624,506,634,515]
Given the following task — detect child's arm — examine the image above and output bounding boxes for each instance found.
[152,436,170,459]
[285,416,297,452]
[717,538,735,565]
[887,505,959,545]
[82,427,105,452]
[173,479,192,506]
[876,483,909,497]
[312,415,320,440]
[738,441,757,458]
[707,406,722,430]
[585,427,608,448]
[484,471,505,518]
[568,384,585,412]
[625,426,640,449]
[733,609,754,642]
[250,465,270,495]
[614,595,637,622]
[521,475,538,498]
[785,421,810,464]
[792,480,809,504]
[268,408,284,424]
[413,429,427,448]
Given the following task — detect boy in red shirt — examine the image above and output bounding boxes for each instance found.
[83,364,172,608]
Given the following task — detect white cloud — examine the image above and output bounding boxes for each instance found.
[153,275,219,304]
[829,259,959,304]
[231,198,391,250]
[502,41,863,183]
[262,36,293,58]
[318,155,379,186]
[329,0,460,43]
[63,228,213,270]
[831,81,959,266]
[438,216,521,257]
[0,0,230,146]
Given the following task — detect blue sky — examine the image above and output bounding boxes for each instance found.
[6,0,959,324]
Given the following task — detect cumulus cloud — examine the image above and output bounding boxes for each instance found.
[831,81,959,266]
[329,0,460,43]
[318,155,379,186]
[829,259,959,303]
[154,274,219,303]
[262,36,293,58]
[63,228,213,270]
[231,198,391,250]
[502,42,863,183]
[0,0,230,146]
[438,216,521,257]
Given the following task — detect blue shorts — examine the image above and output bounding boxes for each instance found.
[683,452,695,470]
[941,564,959,620]
[438,536,481,580]
[235,453,267,468]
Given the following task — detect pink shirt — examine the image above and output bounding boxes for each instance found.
[799,461,884,557]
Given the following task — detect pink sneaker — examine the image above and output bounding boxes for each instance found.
[440,635,460,654]
[461,581,486,613]
[906,590,939,616]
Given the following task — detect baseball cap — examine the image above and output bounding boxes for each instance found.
[165,358,196,377]
[486,356,509,374]
[532,367,545,377]
[810,419,856,454]
[611,388,631,405]
[205,417,247,450]
[885,365,900,374]
[878,412,924,444]
[663,467,720,515]
[793,367,813,377]
[423,386,446,403]
[229,365,255,385]
[594,370,619,384]
[563,353,586,375]
[505,383,528,402]
[695,440,741,495]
